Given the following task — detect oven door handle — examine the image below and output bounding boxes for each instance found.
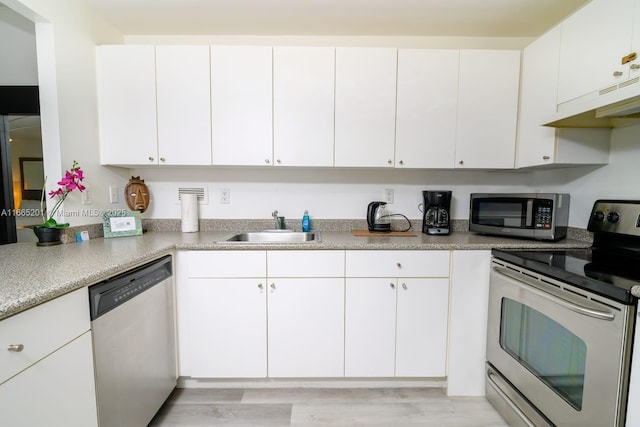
[493,266,616,321]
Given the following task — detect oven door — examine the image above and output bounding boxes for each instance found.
[487,259,633,427]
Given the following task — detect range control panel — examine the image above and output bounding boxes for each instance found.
[588,200,640,236]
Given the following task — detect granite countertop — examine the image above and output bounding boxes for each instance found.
[0,229,593,321]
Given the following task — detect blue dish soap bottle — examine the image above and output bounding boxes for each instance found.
[302,210,311,232]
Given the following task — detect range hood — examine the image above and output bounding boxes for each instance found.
[544,79,640,128]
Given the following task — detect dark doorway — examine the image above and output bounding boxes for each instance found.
[0,85,40,245]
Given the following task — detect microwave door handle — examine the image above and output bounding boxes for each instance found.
[526,200,533,227]
[493,266,616,321]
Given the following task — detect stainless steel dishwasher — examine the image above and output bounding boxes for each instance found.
[89,255,176,427]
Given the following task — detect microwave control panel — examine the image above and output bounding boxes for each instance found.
[533,201,553,229]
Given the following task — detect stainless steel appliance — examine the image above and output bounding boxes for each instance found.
[469,193,569,241]
[367,201,391,232]
[487,200,640,426]
[89,255,176,427]
[421,190,452,235]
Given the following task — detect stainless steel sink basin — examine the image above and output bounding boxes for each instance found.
[223,230,321,243]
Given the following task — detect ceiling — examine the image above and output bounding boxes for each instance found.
[85,0,589,37]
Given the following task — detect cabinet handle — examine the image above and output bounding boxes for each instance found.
[265,159,270,164]
[276,159,282,164]
[622,52,637,64]
[160,157,166,162]
[148,156,154,162]
[389,282,396,289]
[631,64,640,70]
[270,283,276,290]
[396,262,402,268]
[387,160,393,165]
[398,160,404,165]
[458,160,464,165]
[8,344,24,352]
[613,70,624,77]
[258,283,263,290]
[542,155,550,160]
[402,283,407,290]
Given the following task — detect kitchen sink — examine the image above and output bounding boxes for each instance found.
[223,230,321,243]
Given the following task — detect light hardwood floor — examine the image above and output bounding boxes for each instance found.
[149,387,508,426]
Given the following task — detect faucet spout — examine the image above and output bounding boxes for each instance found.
[272,210,282,229]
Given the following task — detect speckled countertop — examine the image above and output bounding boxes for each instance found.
[0,227,595,321]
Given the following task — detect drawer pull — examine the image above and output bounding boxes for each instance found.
[622,52,637,64]
[258,283,264,290]
[613,70,624,77]
[402,283,408,290]
[270,283,276,290]
[8,344,24,352]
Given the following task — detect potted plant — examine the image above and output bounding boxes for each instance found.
[33,160,85,246]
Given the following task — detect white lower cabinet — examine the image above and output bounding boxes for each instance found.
[181,250,344,378]
[267,278,345,377]
[345,251,450,377]
[0,288,98,427]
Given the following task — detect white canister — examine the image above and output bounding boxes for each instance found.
[181,194,199,233]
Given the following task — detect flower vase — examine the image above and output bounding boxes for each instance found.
[33,226,63,247]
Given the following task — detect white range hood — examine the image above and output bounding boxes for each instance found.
[544,78,640,128]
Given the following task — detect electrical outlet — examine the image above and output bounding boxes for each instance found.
[81,186,92,205]
[384,188,394,204]
[109,186,119,204]
[220,188,230,204]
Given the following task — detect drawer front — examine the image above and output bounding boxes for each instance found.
[0,287,90,385]
[346,250,450,277]
[268,251,345,277]
[187,251,266,278]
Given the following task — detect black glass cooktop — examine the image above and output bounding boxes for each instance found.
[492,248,639,305]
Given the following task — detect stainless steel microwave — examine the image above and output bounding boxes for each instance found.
[469,193,570,241]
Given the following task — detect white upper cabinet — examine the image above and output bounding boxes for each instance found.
[97,45,213,166]
[557,0,636,106]
[517,26,611,168]
[395,49,459,168]
[211,46,273,166]
[97,45,158,165]
[455,50,520,169]
[334,48,398,167]
[273,47,335,167]
[156,45,212,165]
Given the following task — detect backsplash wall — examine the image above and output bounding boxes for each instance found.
[130,123,640,230]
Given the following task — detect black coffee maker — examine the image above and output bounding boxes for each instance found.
[421,191,452,235]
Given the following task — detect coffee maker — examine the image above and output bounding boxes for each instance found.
[421,191,452,235]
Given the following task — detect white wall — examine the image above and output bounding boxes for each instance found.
[532,123,640,228]
[6,0,129,226]
[0,5,37,84]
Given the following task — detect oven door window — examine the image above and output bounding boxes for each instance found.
[500,297,587,410]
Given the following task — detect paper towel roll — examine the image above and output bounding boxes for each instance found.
[181,194,199,233]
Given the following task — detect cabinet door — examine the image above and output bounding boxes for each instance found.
[156,46,212,165]
[268,278,344,377]
[97,45,158,165]
[455,50,520,169]
[557,0,635,105]
[395,278,449,377]
[273,47,335,167]
[335,47,397,167]
[186,278,267,378]
[345,278,397,377]
[211,46,273,166]
[0,332,98,427]
[517,26,562,168]
[396,49,458,168]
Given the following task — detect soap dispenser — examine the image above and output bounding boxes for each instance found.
[302,210,311,232]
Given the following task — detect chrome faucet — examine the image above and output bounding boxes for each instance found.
[272,210,284,229]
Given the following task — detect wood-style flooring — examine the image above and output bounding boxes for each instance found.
[149,387,508,426]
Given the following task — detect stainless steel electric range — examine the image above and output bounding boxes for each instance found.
[487,199,640,427]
